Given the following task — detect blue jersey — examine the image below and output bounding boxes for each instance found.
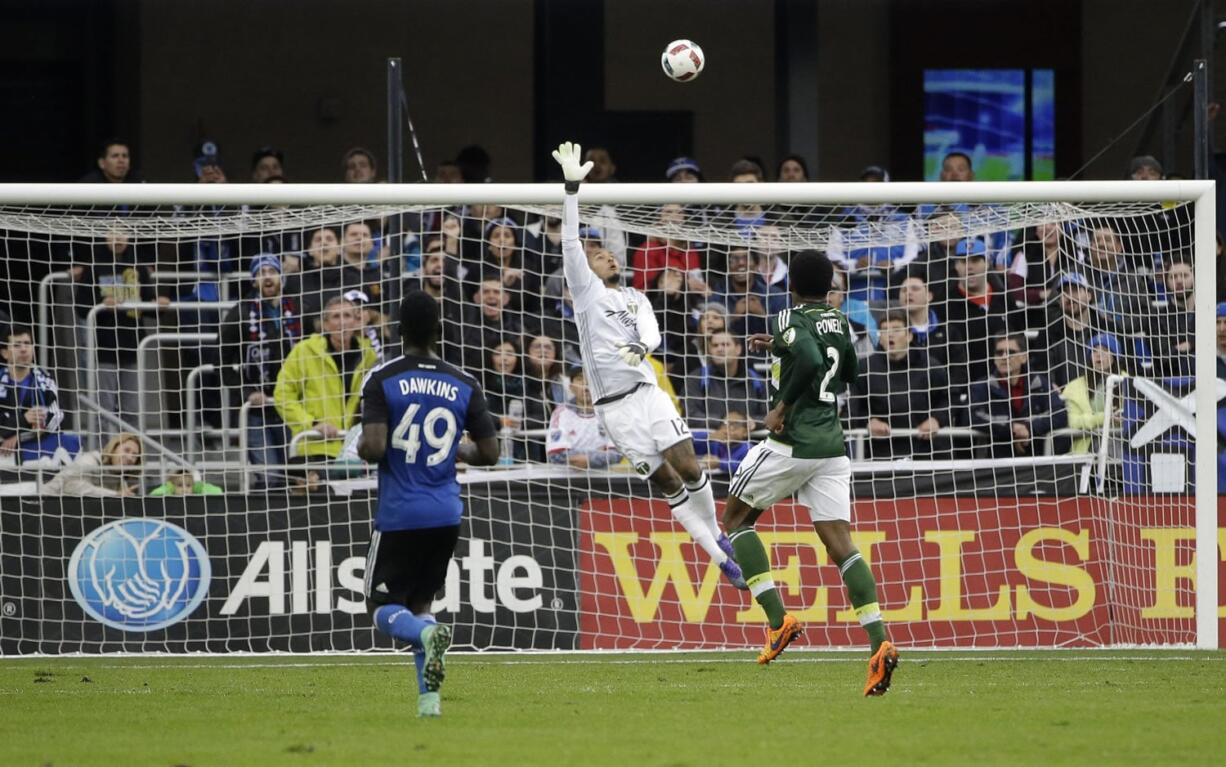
[361,354,496,531]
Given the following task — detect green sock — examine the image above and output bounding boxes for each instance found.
[730,526,785,629]
[838,550,887,654]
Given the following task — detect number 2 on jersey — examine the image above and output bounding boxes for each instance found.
[818,346,840,403]
[391,403,458,465]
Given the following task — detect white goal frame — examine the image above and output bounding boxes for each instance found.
[0,178,1216,649]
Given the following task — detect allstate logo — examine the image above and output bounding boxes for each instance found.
[68,519,211,632]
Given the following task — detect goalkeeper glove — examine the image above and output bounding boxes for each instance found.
[552,141,594,193]
[616,341,648,367]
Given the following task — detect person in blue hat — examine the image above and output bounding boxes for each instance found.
[218,254,303,488]
[942,237,1019,421]
[193,141,225,183]
[1061,332,1127,454]
[666,156,703,182]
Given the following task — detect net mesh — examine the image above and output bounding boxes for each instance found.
[0,188,1206,653]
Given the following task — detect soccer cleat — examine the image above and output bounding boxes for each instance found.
[716,533,737,562]
[863,640,900,697]
[417,691,441,718]
[421,623,452,693]
[719,557,748,590]
[756,613,802,665]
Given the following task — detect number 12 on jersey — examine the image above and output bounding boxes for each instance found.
[391,403,458,465]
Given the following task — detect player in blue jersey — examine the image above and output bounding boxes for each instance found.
[357,290,499,718]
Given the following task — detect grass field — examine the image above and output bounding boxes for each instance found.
[2,651,1224,766]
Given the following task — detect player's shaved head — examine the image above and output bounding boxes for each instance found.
[789,250,834,299]
[399,290,441,350]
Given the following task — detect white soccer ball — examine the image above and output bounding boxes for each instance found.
[661,39,704,82]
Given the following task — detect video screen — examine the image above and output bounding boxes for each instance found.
[924,68,1055,181]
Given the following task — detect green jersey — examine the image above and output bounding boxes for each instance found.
[767,303,858,458]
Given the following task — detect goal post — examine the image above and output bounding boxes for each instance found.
[0,179,1217,653]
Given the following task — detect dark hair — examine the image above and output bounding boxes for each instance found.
[343,146,377,169]
[880,310,910,329]
[97,138,129,160]
[5,324,33,344]
[566,364,586,381]
[309,226,341,243]
[251,146,284,170]
[993,331,1028,355]
[900,265,929,285]
[729,158,764,181]
[1165,256,1193,273]
[456,144,492,182]
[399,290,441,349]
[489,337,520,365]
[524,334,562,378]
[943,151,973,169]
[789,250,834,297]
[776,154,810,181]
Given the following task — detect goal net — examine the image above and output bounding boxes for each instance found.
[0,180,1218,653]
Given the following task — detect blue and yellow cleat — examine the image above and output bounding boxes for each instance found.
[421,623,452,693]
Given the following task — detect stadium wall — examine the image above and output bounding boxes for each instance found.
[3,487,1222,654]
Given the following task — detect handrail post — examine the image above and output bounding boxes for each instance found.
[37,271,70,376]
[136,332,219,441]
[184,363,215,464]
[238,400,252,493]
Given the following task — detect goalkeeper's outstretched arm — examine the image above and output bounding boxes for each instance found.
[553,141,598,297]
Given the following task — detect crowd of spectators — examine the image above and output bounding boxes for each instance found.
[0,138,1209,493]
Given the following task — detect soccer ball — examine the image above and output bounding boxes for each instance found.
[661,39,704,82]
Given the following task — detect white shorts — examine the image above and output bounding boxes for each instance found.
[729,439,851,523]
[596,384,689,476]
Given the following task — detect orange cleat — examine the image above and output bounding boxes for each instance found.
[863,640,899,696]
[756,613,802,665]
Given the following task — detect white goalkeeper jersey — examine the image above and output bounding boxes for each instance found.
[562,193,661,403]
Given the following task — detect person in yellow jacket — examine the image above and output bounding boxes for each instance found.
[647,353,682,413]
[274,296,378,460]
[1062,333,1126,454]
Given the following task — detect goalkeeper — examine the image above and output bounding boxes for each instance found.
[724,250,899,696]
[553,141,745,590]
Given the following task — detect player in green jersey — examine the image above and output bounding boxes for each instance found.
[723,250,899,696]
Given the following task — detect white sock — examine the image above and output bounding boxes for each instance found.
[684,472,722,540]
[665,485,726,563]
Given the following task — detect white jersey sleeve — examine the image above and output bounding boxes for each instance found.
[562,194,602,313]
[562,193,658,403]
[633,287,661,353]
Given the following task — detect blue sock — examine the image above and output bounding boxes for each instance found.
[373,604,431,648]
[411,614,437,694]
[413,649,428,694]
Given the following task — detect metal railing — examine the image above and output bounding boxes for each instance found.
[149,270,247,303]
[288,428,350,459]
[36,271,71,364]
[135,332,219,439]
[83,301,236,447]
[184,363,239,463]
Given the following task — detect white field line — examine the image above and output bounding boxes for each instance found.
[2,654,1223,672]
